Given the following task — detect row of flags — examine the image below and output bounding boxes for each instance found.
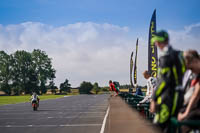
[130,9,158,88]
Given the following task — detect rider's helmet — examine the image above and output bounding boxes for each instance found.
[33,92,36,96]
[151,30,169,44]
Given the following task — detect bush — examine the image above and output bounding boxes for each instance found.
[93,82,101,94]
[79,81,93,94]
[102,87,109,92]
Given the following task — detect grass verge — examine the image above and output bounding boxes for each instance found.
[0,95,66,106]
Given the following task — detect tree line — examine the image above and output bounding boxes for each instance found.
[0,49,109,95]
[0,49,56,95]
[79,81,102,94]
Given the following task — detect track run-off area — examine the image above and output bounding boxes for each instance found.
[0,94,110,133]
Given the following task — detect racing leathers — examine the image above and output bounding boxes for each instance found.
[152,45,186,129]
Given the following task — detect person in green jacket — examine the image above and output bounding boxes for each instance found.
[150,30,186,133]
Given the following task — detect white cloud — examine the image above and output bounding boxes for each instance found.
[0,22,200,87]
[168,23,200,52]
[0,22,137,87]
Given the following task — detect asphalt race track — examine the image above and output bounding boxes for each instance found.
[0,94,109,133]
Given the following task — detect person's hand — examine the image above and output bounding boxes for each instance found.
[150,100,156,113]
[178,112,187,121]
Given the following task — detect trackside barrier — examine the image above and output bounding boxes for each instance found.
[119,92,154,120]
[137,103,154,120]
[119,92,200,132]
[170,117,200,133]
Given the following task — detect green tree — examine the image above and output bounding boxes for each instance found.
[79,81,93,94]
[0,51,12,95]
[12,50,33,94]
[26,69,39,94]
[93,82,101,94]
[59,79,71,94]
[0,49,56,95]
[101,87,109,92]
[48,81,57,94]
[31,49,56,94]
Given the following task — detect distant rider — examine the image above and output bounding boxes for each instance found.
[30,92,40,107]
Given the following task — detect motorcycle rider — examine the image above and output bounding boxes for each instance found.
[30,92,40,107]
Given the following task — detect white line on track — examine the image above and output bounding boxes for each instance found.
[0,112,105,115]
[0,108,106,112]
[0,116,105,119]
[100,106,110,133]
[0,124,102,128]
[0,105,107,112]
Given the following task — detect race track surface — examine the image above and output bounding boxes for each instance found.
[0,94,109,133]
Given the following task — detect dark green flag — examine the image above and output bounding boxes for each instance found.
[134,38,138,85]
[148,9,158,77]
[130,51,134,88]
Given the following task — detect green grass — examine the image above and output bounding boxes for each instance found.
[0,95,66,106]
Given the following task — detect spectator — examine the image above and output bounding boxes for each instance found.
[177,50,200,133]
[150,30,186,132]
[109,80,118,97]
[138,70,157,106]
[113,81,120,94]
[134,85,143,96]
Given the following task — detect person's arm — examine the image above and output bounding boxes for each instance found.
[150,100,156,113]
[37,95,40,100]
[178,82,200,121]
[150,78,157,113]
[139,96,148,104]
[112,84,116,91]
[146,80,150,97]
[135,88,139,95]
[149,78,157,98]
[30,95,33,101]
[109,84,112,91]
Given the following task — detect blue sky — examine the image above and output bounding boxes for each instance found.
[0,0,200,87]
[1,0,200,30]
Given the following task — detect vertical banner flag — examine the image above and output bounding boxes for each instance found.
[134,38,138,85]
[148,9,158,77]
[130,52,134,88]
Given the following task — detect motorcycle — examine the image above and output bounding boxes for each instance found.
[32,100,38,111]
